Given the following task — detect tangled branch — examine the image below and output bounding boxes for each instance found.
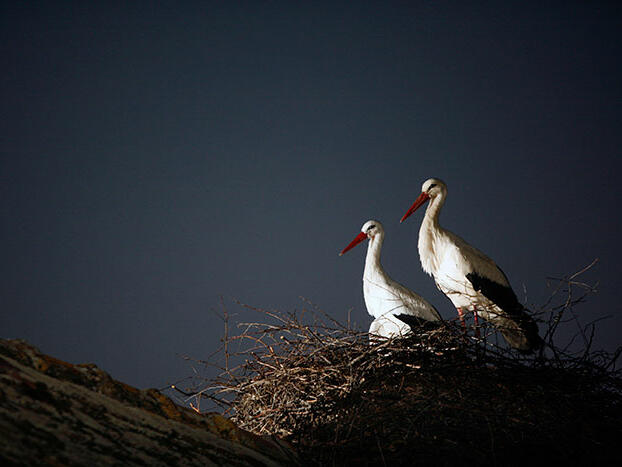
[169,261,621,465]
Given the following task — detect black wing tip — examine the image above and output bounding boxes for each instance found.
[505,316,543,353]
[516,334,544,353]
[394,314,443,331]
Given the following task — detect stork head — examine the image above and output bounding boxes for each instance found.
[339,220,384,256]
[400,177,446,223]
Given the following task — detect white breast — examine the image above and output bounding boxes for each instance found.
[420,229,508,311]
[363,269,403,319]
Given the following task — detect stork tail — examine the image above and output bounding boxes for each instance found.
[497,310,542,353]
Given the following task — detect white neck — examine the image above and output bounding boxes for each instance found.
[364,232,384,279]
[418,192,446,275]
[423,191,445,228]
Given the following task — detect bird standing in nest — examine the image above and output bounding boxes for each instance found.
[340,220,442,340]
[400,178,541,352]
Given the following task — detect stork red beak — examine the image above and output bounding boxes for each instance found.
[400,192,430,223]
[339,231,368,256]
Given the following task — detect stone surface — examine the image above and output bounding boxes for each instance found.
[0,339,298,466]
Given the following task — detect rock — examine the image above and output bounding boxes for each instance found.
[0,339,298,466]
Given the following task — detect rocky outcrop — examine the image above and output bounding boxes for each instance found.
[0,339,298,466]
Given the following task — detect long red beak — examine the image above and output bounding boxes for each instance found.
[400,192,430,223]
[339,231,368,256]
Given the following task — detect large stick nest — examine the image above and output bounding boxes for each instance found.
[174,263,622,466]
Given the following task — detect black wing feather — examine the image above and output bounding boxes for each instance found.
[465,272,521,317]
[466,271,541,352]
[394,314,443,332]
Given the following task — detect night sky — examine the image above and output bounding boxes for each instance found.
[2,1,621,390]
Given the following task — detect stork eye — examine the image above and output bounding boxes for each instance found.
[367,224,376,232]
[428,183,437,189]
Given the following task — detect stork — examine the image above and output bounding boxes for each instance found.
[400,178,541,352]
[340,220,442,340]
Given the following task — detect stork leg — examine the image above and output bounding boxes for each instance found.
[456,307,467,331]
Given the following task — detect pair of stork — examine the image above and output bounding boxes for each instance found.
[340,178,541,352]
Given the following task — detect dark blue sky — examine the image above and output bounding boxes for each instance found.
[2,1,621,389]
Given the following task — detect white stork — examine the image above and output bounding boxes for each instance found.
[340,220,442,340]
[400,178,541,352]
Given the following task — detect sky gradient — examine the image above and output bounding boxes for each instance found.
[2,1,621,389]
